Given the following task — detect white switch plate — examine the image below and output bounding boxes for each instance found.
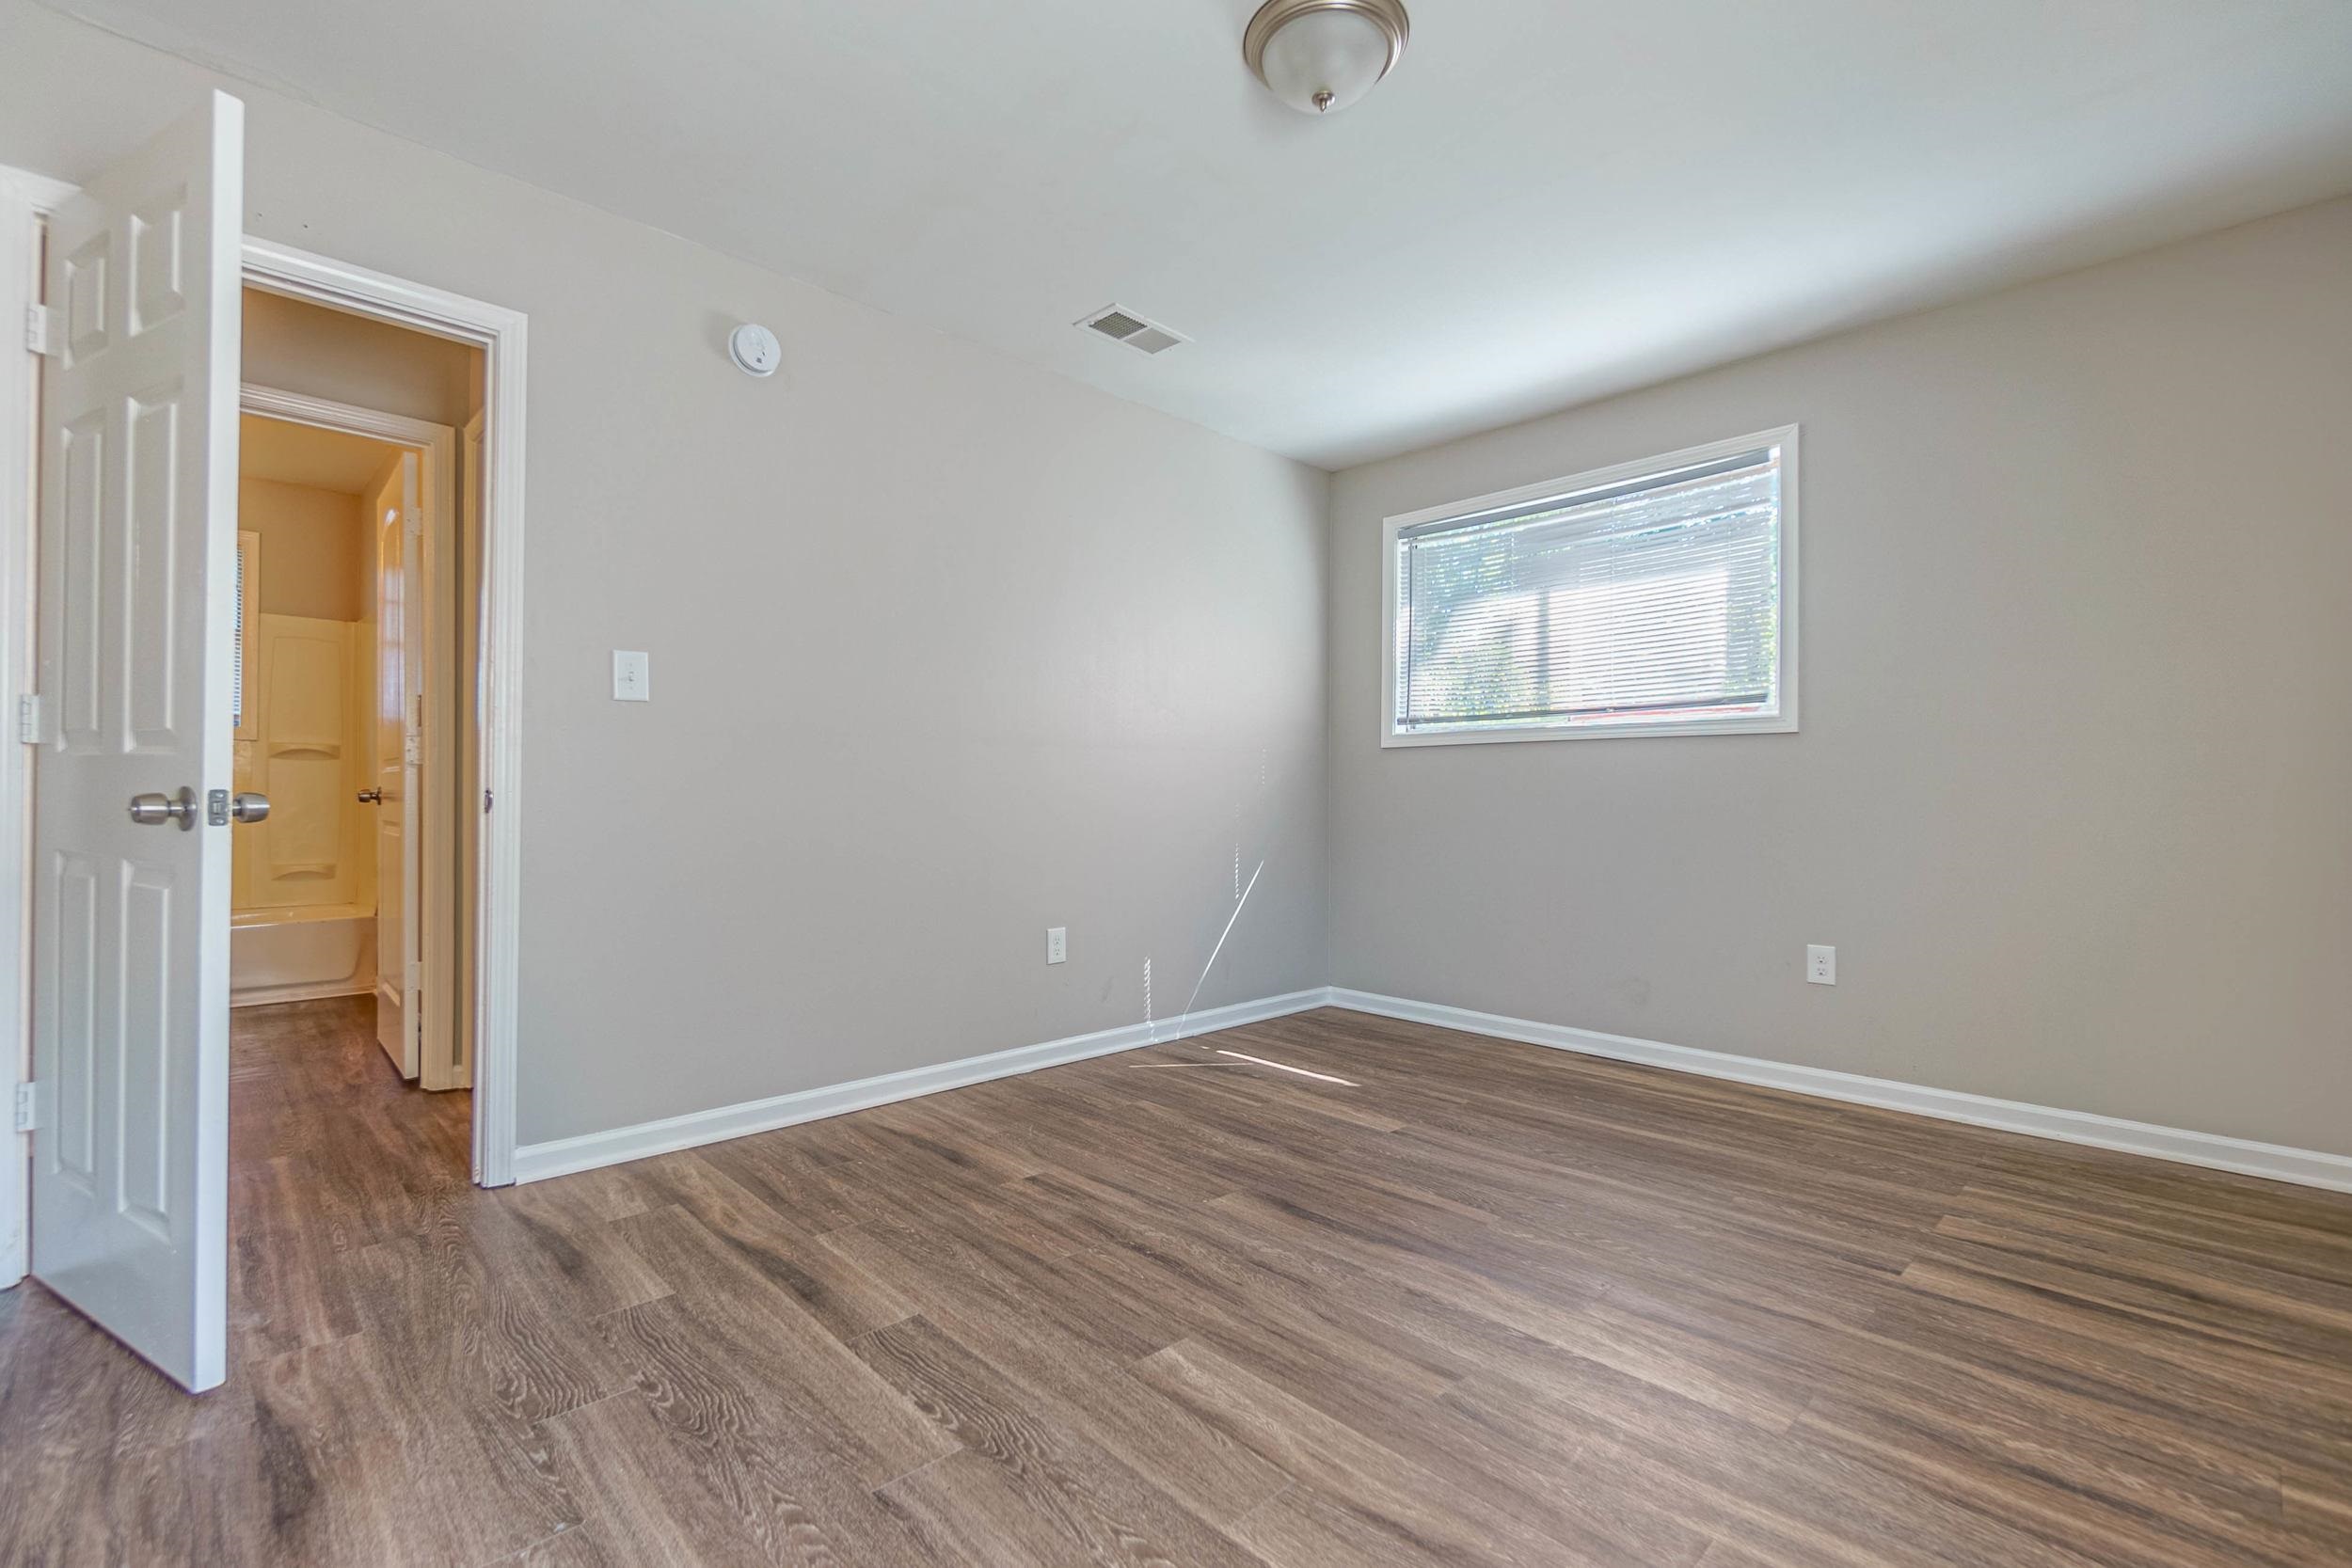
[1807,944,1836,985]
[612,650,650,702]
[1045,927,1067,965]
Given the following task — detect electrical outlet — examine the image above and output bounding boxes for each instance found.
[1807,944,1836,986]
[612,650,651,702]
[1045,927,1067,965]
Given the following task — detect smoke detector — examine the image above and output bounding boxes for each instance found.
[728,323,781,377]
[1077,305,1188,356]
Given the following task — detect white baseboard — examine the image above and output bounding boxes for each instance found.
[511,988,1332,1184]
[1327,989,2352,1195]
[509,982,2352,1196]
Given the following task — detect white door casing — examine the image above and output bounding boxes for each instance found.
[238,245,526,1186]
[29,90,244,1394]
[443,411,485,1091]
[373,452,421,1078]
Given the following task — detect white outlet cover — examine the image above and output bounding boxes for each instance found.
[1046,927,1067,964]
[1806,944,1836,985]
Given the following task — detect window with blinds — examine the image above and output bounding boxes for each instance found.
[1385,428,1797,743]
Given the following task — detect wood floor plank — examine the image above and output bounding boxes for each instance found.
[242,1326,580,1566]
[599,1217,957,1489]
[1138,1336,1699,1568]
[230,1154,366,1360]
[4,999,2348,1567]
[1866,1279,2352,1490]
[1438,1360,2117,1568]
[853,1315,1270,1567]
[472,1524,626,1568]
[906,1291,1293,1529]
[528,1392,796,1568]
[342,1222,628,1430]
[484,1173,676,1323]
[1792,1391,2312,1568]
[2283,1457,2352,1560]
[822,1211,1184,1365]
[1225,1480,1463,1568]
[626,1148,920,1340]
[875,1450,1107,1568]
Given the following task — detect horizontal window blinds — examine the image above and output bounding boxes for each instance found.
[1394,444,1783,734]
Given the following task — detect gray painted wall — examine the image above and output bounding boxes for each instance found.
[4,1,1328,1146]
[1329,196,2352,1156]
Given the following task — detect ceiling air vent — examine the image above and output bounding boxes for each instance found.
[1078,305,1188,356]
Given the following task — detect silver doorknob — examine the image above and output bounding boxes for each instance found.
[128,786,199,831]
[231,792,271,823]
[356,788,383,804]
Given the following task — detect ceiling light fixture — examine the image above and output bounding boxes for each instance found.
[1243,0,1409,116]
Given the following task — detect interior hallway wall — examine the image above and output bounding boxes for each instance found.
[1327,195,2352,1157]
[236,476,362,620]
[245,288,481,428]
[0,0,1329,1147]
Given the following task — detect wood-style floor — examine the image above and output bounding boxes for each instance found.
[3,999,2351,1566]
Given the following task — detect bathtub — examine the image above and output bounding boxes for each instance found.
[230,903,377,1009]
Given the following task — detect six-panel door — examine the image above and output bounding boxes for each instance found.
[30,90,244,1393]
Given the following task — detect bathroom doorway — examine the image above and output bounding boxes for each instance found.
[230,288,485,1142]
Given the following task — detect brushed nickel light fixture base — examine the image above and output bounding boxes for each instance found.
[1243,0,1410,116]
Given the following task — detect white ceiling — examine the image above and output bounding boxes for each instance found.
[240,413,396,494]
[59,0,2352,467]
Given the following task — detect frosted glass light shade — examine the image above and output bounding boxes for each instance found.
[1245,0,1408,116]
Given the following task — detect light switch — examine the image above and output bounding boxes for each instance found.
[612,650,651,702]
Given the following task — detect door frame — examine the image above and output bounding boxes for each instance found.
[0,175,528,1246]
[1,164,82,1289]
[235,244,524,1184]
[241,386,465,1091]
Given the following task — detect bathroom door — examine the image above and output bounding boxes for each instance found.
[28,90,245,1393]
[373,453,422,1077]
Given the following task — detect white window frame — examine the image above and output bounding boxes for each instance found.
[1380,424,1800,747]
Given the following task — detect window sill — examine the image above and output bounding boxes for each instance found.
[1381,713,1798,747]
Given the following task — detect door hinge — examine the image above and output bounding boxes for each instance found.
[24,304,56,356]
[17,692,43,745]
[13,1081,39,1133]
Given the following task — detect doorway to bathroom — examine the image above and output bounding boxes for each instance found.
[6,103,533,1389]
[230,288,485,1142]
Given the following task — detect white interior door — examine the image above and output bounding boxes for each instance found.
[29,90,245,1394]
[373,452,421,1077]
